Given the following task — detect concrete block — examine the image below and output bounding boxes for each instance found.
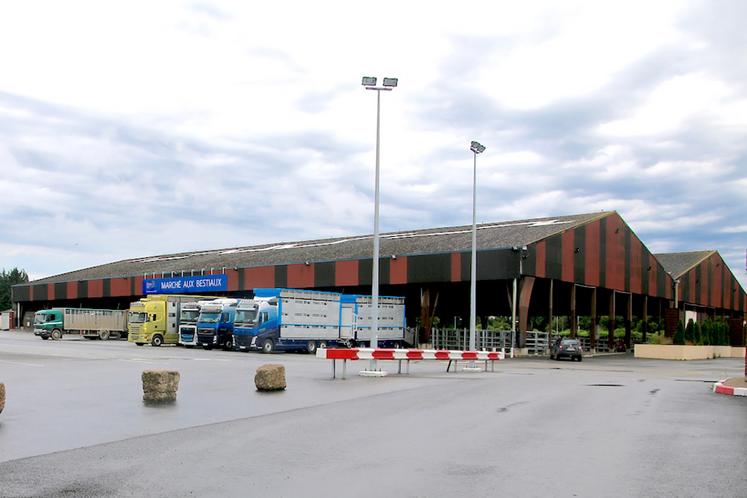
[142,370,180,402]
[255,364,286,391]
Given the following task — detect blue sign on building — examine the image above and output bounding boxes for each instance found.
[142,274,228,295]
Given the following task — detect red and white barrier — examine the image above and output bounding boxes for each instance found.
[316,348,504,379]
[316,348,504,361]
[713,379,747,397]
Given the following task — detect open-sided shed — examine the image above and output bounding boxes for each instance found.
[11,211,746,347]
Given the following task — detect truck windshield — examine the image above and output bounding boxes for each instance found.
[34,314,51,324]
[128,312,147,323]
[180,310,199,322]
[235,309,258,325]
[198,312,221,323]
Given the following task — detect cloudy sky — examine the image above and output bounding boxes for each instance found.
[1,0,745,288]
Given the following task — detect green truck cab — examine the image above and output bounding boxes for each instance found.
[34,309,64,340]
[128,295,212,347]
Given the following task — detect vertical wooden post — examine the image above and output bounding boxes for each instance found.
[570,284,577,338]
[420,288,431,346]
[590,287,597,351]
[624,293,632,349]
[608,291,616,350]
[519,276,535,347]
[642,295,649,343]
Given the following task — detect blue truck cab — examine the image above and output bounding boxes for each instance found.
[196,298,238,350]
[232,298,262,351]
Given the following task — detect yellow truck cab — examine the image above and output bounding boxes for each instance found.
[128,295,213,346]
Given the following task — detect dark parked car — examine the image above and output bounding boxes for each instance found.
[550,338,583,361]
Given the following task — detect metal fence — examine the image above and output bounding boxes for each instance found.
[549,335,611,353]
[431,328,513,351]
[432,329,614,354]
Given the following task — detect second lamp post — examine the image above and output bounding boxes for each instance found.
[469,140,486,360]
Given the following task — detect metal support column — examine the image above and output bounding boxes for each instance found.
[608,291,616,350]
[570,284,577,338]
[547,279,554,337]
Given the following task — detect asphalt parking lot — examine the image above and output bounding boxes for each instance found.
[1,331,745,497]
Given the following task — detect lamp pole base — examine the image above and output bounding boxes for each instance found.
[359,370,388,377]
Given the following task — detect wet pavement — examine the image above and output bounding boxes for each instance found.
[1,330,745,497]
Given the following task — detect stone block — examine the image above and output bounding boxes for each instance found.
[142,370,180,402]
[255,364,286,391]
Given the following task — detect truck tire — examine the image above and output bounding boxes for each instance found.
[51,329,62,340]
[41,335,49,340]
[306,341,317,354]
[99,330,110,341]
[261,339,274,354]
[136,343,145,346]
[151,335,164,347]
[224,338,233,351]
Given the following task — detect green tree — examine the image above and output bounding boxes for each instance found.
[0,267,29,310]
[673,320,685,345]
[701,320,711,346]
[684,319,694,343]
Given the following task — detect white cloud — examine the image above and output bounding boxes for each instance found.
[0,0,745,291]
[597,73,735,137]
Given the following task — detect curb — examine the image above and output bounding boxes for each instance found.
[712,379,747,397]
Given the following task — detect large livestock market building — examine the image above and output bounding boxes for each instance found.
[11,211,747,348]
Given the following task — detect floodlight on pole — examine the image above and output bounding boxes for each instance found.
[468,141,485,369]
[360,75,398,377]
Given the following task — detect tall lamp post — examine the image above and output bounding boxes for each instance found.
[361,76,398,375]
[468,141,485,369]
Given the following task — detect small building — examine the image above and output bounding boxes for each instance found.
[0,310,15,330]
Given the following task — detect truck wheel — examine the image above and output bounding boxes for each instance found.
[41,335,49,340]
[51,329,62,340]
[224,338,233,350]
[261,339,274,354]
[136,343,144,346]
[151,335,164,347]
[99,330,110,341]
[306,341,317,354]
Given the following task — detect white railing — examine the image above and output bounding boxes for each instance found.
[525,331,549,355]
[433,329,618,354]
